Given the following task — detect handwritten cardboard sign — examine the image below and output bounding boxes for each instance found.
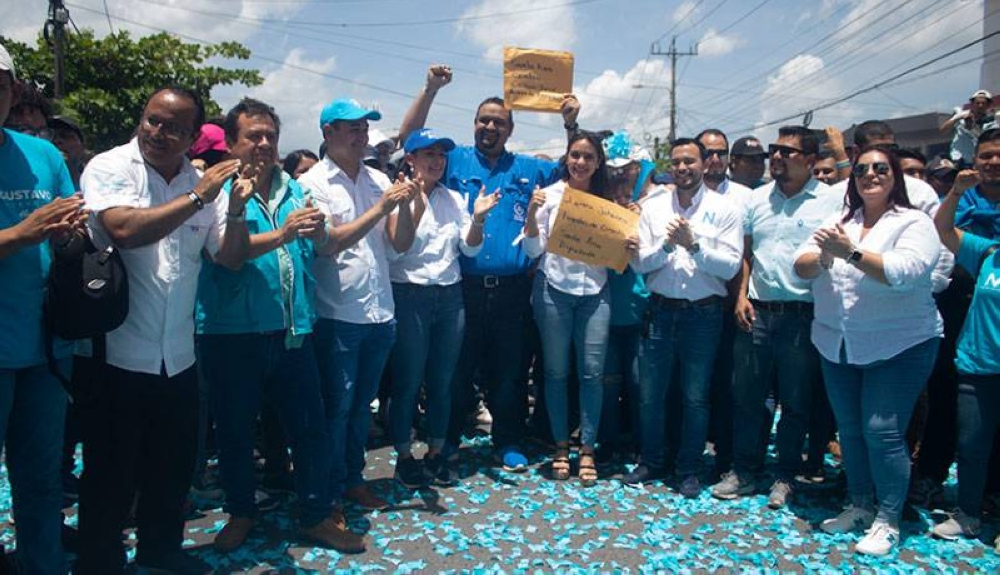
[503,47,574,113]
[548,188,639,272]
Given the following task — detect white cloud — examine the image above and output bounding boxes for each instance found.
[455,0,577,60]
[697,28,743,58]
[574,59,671,141]
[230,49,338,155]
[833,0,982,59]
[672,1,699,23]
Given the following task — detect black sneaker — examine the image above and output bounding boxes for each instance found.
[424,454,458,487]
[394,456,427,489]
[623,464,665,487]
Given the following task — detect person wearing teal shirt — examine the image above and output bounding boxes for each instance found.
[932,165,1000,541]
[0,43,85,575]
[195,99,362,554]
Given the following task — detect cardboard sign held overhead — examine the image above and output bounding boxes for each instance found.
[548,188,639,273]
[503,47,574,113]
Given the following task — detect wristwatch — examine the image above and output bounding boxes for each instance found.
[188,191,205,210]
[689,242,701,254]
[848,249,863,264]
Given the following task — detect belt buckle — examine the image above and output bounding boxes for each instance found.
[483,275,499,288]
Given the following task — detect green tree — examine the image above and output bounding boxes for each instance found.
[3,30,262,152]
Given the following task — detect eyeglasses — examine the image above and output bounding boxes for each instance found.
[768,144,803,158]
[852,162,892,178]
[141,115,192,140]
[8,125,53,140]
[703,149,729,159]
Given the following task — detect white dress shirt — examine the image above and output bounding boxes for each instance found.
[82,138,225,377]
[632,184,743,300]
[523,181,612,296]
[299,158,394,324]
[794,206,943,365]
[831,175,953,292]
[388,183,480,286]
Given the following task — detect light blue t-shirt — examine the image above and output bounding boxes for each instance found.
[743,178,842,302]
[0,129,76,369]
[955,232,1000,375]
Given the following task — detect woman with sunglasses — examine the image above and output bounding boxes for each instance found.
[523,131,621,487]
[794,147,943,556]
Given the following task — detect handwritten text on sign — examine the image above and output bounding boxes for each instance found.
[503,47,574,113]
[548,188,639,273]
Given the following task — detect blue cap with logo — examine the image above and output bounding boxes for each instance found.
[319,98,382,128]
[403,128,456,154]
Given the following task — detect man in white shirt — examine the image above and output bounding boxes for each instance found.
[624,137,743,498]
[76,87,250,575]
[696,129,752,481]
[711,126,842,511]
[298,98,415,513]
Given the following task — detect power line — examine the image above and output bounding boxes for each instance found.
[729,28,1000,133]
[655,0,706,43]
[714,0,770,36]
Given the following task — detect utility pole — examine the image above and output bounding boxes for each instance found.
[47,0,69,99]
[650,36,697,143]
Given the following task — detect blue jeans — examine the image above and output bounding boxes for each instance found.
[821,337,939,525]
[732,304,819,480]
[638,299,722,476]
[955,374,1000,517]
[314,318,395,502]
[0,361,69,575]
[199,333,331,526]
[447,275,532,452]
[599,324,642,453]
[532,276,610,448]
[389,283,465,454]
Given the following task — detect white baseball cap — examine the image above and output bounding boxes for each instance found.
[0,43,15,80]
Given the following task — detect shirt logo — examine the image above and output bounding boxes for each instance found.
[512,202,526,223]
[984,273,1000,289]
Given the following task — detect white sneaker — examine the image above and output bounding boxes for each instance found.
[856,520,899,556]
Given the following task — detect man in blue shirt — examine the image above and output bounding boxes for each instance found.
[196,98,363,554]
[0,42,85,575]
[398,64,580,469]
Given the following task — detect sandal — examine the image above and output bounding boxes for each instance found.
[551,448,570,481]
[579,451,598,487]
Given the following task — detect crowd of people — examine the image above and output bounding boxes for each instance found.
[3,39,1000,572]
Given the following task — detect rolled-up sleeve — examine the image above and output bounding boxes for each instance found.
[882,215,941,289]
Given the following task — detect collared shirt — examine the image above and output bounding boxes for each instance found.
[632,184,743,300]
[523,181,611,296]
[831,175,953,292]
[714,177,753,218]
[954,232,1000,375]
[82,138,225,377]
[744,178,841,302]
[299,157,394,324]
[955,184,1000,238]
[444,145,559,276]
[0,129,76,369]
[388,183,480,286]
[794,207,943,365]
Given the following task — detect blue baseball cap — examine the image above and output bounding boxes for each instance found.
[319,98,382,128]
[403,128,456,154]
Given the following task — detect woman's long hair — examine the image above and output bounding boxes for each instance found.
[558,131,611,199]
[842,146,913,223]
[282,149,319,179]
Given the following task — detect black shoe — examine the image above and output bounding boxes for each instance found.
[424,454,458,487]
[135,549,210,574]
[623,464,665,486]
[394,456,427,489]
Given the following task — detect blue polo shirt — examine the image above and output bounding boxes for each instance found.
[444,146,559,276]
[0,129,76,369]
[954,232,1000,375]
[955,185,1000,239]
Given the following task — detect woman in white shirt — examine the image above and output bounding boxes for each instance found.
[794,147,943,557]
[524,131,620,487]
[384,129,498,489]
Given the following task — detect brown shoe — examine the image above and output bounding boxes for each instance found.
[299,517,365,554]
[213,516,256,553]
[330,506,347,528]
[345,484,389,511]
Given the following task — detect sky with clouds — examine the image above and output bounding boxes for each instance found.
[1,0,992,156]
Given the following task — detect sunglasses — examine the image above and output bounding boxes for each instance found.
[703,149,729,159]
[852,162,892,178]
[768,144,802,158]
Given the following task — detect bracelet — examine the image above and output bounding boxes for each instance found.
[188,191,204,210]
[835,159,851,170]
